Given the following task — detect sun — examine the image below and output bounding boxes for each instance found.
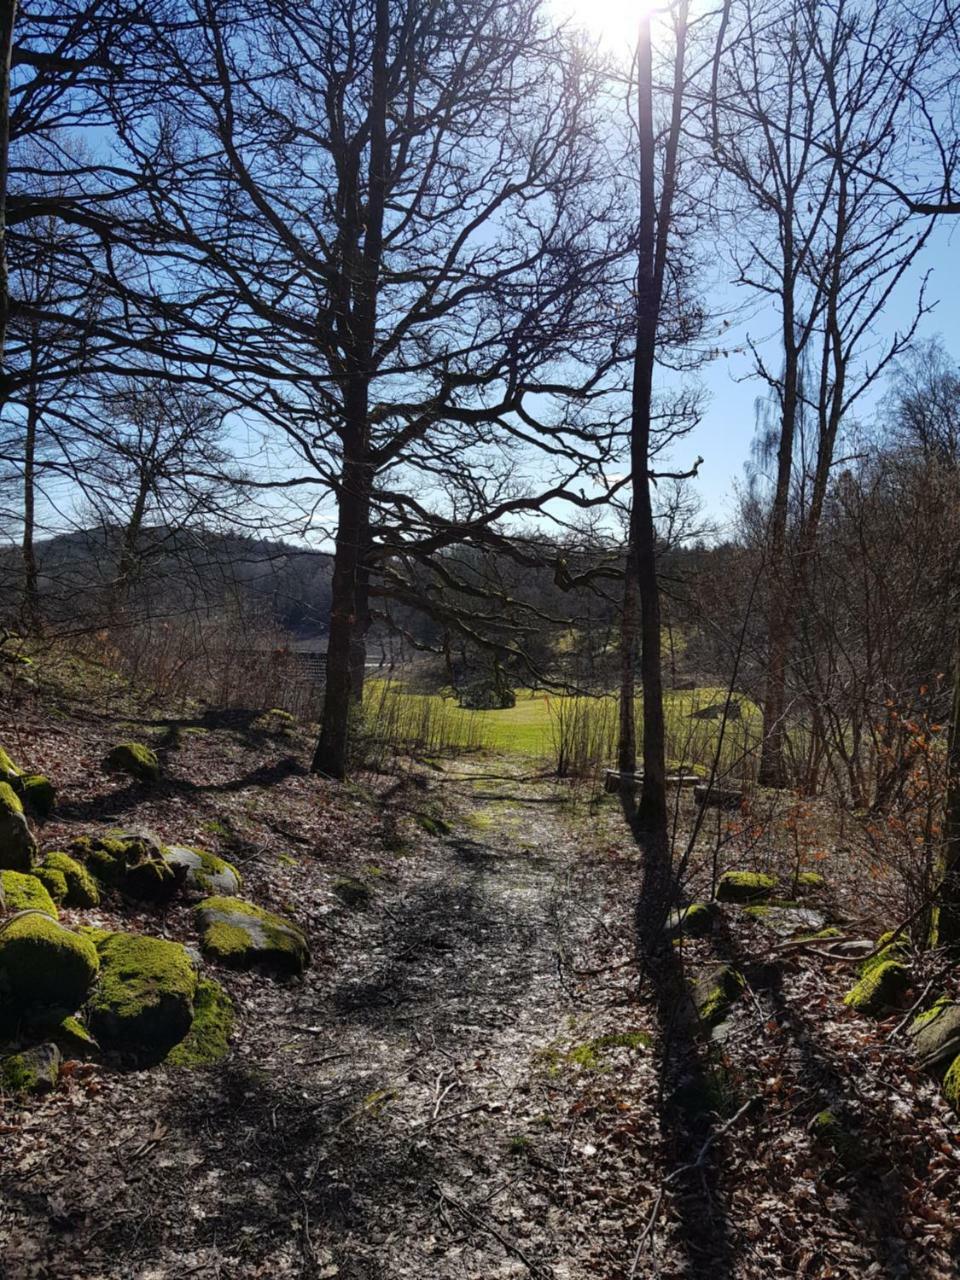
[555,0,658,49]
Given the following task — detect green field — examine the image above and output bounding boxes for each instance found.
[363,682,761,777]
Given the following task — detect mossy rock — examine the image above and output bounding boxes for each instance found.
[1,1042,61,1095]
[87,932,198,1061]
[0,914,99,1013]
[51,1014,100,1058]
[740,905,827,938]
[908,998,960,1071]
[21,775,55,819]
[36,852,99,908]
[943,1054,960,1112]
[691,964,745,1025]
[251,708,296,735]
[860,931,909,977]
[0,746,22,785]
[796,871,826,891]
[166,978,234,1068]
[843,960,910,1017]
[665,902,716,939]
[71,830,176,902]
[0,870,58,918]
[0,780,36,872]
[104,742,160,783]
[717,871,777,904]
[197,896,310,976]
[333,876,372,909]
[162,845,241,896]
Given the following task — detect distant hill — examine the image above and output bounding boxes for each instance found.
[0,525,333,635]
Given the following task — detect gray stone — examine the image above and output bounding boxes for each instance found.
[736,906,827,938]
[0,1042,61,1094]
[908,1002,960,1071]
[163,845,241,896]
[197,896,310,976]
[0,781,36,872]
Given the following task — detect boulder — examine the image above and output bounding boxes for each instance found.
[944,1055,960,1113]
[162,846,242,896]
[0,746,22,785]
[87,932,198,1061]
[665,902,717,939]
[717,870,777,903]
[796,871,827,892]
[35,852,99,908]
[165,977,234,1068]
[104,742,160,783]
[21,774,55,819]
[0,1043,61,1095]
[690,964,744,1026]
[197,896,310,976]
[843,960,910,1016]
[71,829,177,902]
[691,701,741,720]
[0,914,99,1013]
[0,870,58,918]
[908,999,960,1072]
[739,905,827,938]
[0,781,36,872]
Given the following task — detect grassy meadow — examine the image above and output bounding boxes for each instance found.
[363,680,761,779]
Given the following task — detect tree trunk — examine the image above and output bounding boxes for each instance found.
[619,9,671,945]
[617,538,639,775]
[21,334,40,631]
[937,633,960,948]
[0,0,17,370]
[313,449,371,779]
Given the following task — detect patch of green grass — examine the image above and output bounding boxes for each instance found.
[538,1029,652,1076]
[364,682,760,769]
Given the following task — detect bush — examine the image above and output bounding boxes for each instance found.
[458,679,516,711]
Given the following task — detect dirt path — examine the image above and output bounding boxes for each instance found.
[3,761,629,1280]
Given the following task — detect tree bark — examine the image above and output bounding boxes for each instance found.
[0,0,17,370]
[937,637,960,948]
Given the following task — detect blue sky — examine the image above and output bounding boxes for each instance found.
[672,216,960,531]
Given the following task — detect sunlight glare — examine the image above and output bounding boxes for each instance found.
[556,0,657,50]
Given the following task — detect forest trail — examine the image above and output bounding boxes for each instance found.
[5,739,960,1280]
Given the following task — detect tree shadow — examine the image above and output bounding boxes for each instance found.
[59,756,307,825]
[710,911,924,1278]
[619,788,738,1278]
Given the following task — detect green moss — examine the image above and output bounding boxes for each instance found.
[0,1044,60,1094]
[105,741,160,783]
[333,876,371,908]
[54,1014,99,1056]
[860,932,909,977]
[0,747,22,783]
[910,995,952,1033]
[1,1052,39,1092]
[667,902,716,938]
[693,965,745,1025]
[88,932,198,1058]
[33,864,68,903]
[0,869,58,917]
[276,853,298,867]
[417,812,452,837]
[795,926,843,942]
[0,914,98,1011]
[539,1029,651,1076]
[164,845,242,894]
[943,1054,960,1111]
[38,853,99,907]
[507,1133,532,1155]
[743,905,770,921]
[717,871,777,903]
[166,978,234,1068]
[202,819,230,838]
[0,779,24,816]
[797,872,826,890]
[197,896,309,975]
[843,960,910,1016]
[70,833,174,901]
[21,775,54,819]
